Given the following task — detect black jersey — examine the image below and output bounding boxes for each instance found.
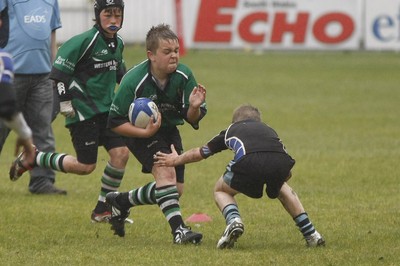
[200,119,289,163]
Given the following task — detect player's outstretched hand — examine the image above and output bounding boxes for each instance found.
[15,137,35,167]
[189,84,206,108]
[154,144,178,167]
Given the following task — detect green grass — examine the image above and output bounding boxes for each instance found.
[0,47,399,265]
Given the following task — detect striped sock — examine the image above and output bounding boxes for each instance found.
[35,151,67,172]
[155,185,183,233]
[98,162,125,202]
[114,181,157,210]
[222,204,241,225]
[294,212,316,237]
[128,181,157,206]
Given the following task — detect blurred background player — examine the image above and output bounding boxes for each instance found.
[154,104,325,248]
[0,38,35,166]
[0,0,66,194]
[105,24,207,244]
[9,0,129,222]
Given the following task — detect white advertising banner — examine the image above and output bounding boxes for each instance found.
[182,0,361,50]
[57,0,400,51]
[365,0,400,50]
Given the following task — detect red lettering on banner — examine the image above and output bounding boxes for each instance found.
[313,13,354,43]
[239,13,268,43]
[194,0,236,42]
[193,2,355,45]
[271,12,309,43]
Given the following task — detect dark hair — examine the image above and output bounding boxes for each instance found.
[232,104,261,123]
[94,0,124,25]
[146,24,178,53]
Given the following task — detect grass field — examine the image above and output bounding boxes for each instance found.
[0,46,399,265]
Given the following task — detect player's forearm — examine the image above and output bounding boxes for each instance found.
[111,122,152,138]
[175,147,204,165]
[186,106,201,124]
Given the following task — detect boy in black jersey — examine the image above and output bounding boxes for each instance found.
[154,104,325,248]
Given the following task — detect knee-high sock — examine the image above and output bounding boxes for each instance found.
[34,151,67,172]
[115,181,157,209]
[155,184,184,233]
[99,162,124,202]
[221,204,241,225]
[129,181,157,206]
[294,212,315,237]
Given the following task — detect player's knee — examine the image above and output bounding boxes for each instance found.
[118,146,129,158]
[213,177,224,193]
[77,163,96,175]
[110,147,129,164]
[154,166,176,183]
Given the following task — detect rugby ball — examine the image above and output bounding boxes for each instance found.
[128,98,159,128]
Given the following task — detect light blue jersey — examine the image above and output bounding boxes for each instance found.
[0,0,61,74]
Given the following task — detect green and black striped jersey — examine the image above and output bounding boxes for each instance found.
[50,26,125,126]
[109,59,207,130]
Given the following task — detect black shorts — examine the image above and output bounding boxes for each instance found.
[223,152,295,199]
[124,126,185,183]
[68,113,126,164]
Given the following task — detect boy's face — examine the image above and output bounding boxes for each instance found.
[149,39,180,75]
[99,7,123,37]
